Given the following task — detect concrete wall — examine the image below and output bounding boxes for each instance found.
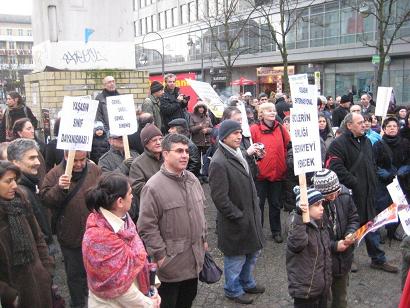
[24,70,149,127]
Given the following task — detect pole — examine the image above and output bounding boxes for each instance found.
[298,174,310,223]
[123,135,131,159]
[64,150,76,189]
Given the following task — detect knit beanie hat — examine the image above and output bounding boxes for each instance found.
[294,186,324,207]
[313,169,341,195]
[150,81,164,94]
[140,124,162,146]
[219,120,242,141]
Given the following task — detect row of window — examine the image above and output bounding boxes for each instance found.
[0,28,32,36]
[0,41,33,50]
[135,1,198,36]
[0,55,33,65]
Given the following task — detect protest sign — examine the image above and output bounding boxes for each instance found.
[186,79,225,118]
[289,74,322,223]
[57,96,98,152]
[375,87,393,117]
[106,94,138,136]
[355,203,398,245]
[236,101,251,138]
[387,177,410,235]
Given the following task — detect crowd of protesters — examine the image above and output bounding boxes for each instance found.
[0,73,409,308]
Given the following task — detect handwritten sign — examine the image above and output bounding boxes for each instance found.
[289,74,322,175]
[57,96,98,151]
[106,94,138,136]
[186,79,225,118]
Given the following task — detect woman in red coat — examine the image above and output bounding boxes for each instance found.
[250,102,290,243]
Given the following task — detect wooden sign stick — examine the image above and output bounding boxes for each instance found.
[298,173,310,223]
[123,135,131,159]
[64,150,76,189]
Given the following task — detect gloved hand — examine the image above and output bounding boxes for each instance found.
[123,157,135,169]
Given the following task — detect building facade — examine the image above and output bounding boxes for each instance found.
[0,14,33,100]
[134,0,410,105]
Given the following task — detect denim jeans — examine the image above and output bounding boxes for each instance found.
[224,250,260,297]
[255,180,282,235]
[364,230,386,264]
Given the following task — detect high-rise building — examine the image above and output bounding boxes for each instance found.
[0,14,33,98]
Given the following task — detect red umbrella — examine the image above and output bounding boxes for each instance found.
[230,77,256,86]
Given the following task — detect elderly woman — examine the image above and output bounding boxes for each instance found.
[0,160,53,307]
[83,173,161,308]
[0,92,38,142]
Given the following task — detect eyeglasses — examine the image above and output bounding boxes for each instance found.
[169,149,190,154]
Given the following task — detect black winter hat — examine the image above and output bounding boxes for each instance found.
[218,120,242,141]
[150,81,164,94]
[340,95,351,104]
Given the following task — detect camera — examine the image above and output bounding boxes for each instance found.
[254,142,266,161]
[182,95,191,102]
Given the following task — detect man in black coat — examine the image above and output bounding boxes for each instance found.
[209,120,265,305]
[160,73,189,132]
[331,95,351,127]
[326,112,398,273]
[95,76,120,130]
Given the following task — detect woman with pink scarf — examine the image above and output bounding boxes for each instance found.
[82,173,161,307]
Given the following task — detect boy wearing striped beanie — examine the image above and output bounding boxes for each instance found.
[313,168,360,308]
[286,186,332,307]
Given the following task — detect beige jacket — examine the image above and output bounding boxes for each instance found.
[138,166,207,283]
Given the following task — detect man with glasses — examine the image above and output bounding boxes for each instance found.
[326,113,398,273]
[313,169,359,308]
[138,133,207,308]
[129,124,163,200]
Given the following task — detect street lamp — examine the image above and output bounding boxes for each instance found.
[140,31,165,77]
[187,35,204,81]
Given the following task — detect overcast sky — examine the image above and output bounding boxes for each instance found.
[2,0,32,15]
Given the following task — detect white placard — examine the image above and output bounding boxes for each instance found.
[186,79,225,118]
[290,108,322,175]
[235,101,251,138]
[387,177,410,235]
[289,74,322,175]
[106,94,138,136]
[57,96,98,151]
[375,87,393,117]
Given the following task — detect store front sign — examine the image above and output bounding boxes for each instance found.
[257,66,295,76]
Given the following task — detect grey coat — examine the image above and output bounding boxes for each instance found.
[98,148,138,175]
[142,95,162,130]
[209,145,264,256]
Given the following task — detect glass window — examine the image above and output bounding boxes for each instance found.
[139,19,143,35]
[324,6,339,46]
[27,30,32,36]
[166,10,173,28]
[9,41,15,49]
[150,15,155,32]
[18,29,23,36]
[296,9,309,48]
[180,4,188,24]
[7,29,12,35]
[172,8,177,26]
[340,7,356,44]
[134,21,138,37]
[188,2,197,22]
[310,10,324,47]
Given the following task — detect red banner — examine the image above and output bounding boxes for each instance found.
[149,73,199,112]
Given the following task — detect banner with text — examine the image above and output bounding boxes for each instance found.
[107,94,138,136]
[186,79,225,119]
[57,96,98,151]
[289,74,322,175]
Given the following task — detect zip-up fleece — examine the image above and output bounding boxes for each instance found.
[286,212,332,299]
